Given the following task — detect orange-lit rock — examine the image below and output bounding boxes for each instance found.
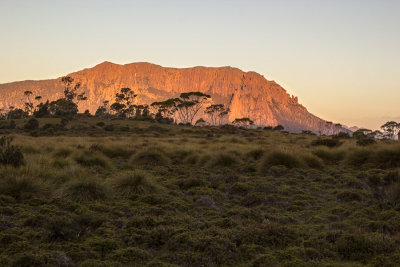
[0,61,347,133]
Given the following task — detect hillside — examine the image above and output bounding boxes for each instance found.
[0,62,348,134]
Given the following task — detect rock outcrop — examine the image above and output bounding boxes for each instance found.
[0,61,348,133]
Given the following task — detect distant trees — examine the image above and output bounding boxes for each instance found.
[205,104,229,125]
[381,121,400,140]
[48,76,87,117]
[232,118,254,127]
[175,92,211,124]
[110,88,137,117]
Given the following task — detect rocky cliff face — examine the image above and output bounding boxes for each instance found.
[0,61,348,133]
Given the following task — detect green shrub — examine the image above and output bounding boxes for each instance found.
[131,150,170,166]
[107,247,150,264]
[61,178,110,202]
[0,136,25,167]
[259,151,301,172]
[96,121,105,127]
[311,138,342,148]
[112,170,158,196]
[357,137,376,146]
[23,118,39,131]
[347,148,373,166]
[336,233,394,261]
[313,148,345,164]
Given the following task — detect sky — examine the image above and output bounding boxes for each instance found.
[0,0,399,129]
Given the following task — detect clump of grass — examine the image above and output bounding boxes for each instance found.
[246,148,265,161]
[0,136,25,167]
[90,144,134,159]
[74,150,111,169]
[347,148,373,166]
[259,151,301,173]
[60,178,110,202]
[53,147,73,158]
[0,175,44,200]
[302,154,324,169]
[208,152,240,168]
[112,170,158,197]
[313,148,345,164]
[131,149,170,166]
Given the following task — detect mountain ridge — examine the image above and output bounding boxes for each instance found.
[0,61,349,134]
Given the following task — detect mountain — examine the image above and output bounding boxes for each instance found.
[0,61,349,134]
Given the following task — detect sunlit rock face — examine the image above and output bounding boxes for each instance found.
[0,61,348,133]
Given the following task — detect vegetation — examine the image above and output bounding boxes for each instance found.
[0,117,399,266]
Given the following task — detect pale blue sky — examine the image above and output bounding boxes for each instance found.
[0,0,399,129]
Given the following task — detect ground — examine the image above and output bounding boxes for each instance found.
[0,117,400,266]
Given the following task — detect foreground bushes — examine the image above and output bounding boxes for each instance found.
[0,136,24,167]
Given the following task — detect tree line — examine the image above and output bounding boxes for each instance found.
[0,76,257,128]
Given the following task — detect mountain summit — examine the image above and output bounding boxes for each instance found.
[0,61,346,133]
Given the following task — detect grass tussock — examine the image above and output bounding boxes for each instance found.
[312,148,345,164]
[60,178,110,202]
[53,147,73,158]
[74,150,112,169]
[207,152,240,168]
[0,175,44,200]
[112,170,158,196]
[131,149,170,166]
[259,151,301,173]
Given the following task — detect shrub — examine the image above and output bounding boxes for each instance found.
[74,151,111,169]
[313,148,345,164]
[23,118,39,130]
[107,247,150,264]
[357,137,376,146]
[0,136,25,167]
[112,170,158,196]
[311,138,342,148]
[336,233,394,261]
[96,121,105,127]
[259,151,301,172]
[347,148,373,166]
[104,124,115,131]
[208,152,240,168]
[61,178,110,202]
[246,149,265,161]
[131,150,170,166]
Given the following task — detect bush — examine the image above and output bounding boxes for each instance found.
[24,118,39,131]
[131,150,170,166]
[107,247,150,264]
[90,144,134,159]
[311,138,342,148]
[259,151,301,172]
[357,137,376,146]
[112,170,158,196]
[347,149,373,166]
[61,178,110,202]
[0,136,25,167]
[336,233,394,261]
[96,121,105,127]
[313,148,345,164]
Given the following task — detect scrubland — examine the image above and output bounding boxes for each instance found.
[1,118,400,266]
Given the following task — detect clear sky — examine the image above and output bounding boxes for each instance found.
[0,0,399,129]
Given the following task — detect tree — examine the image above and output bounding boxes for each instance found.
[381,121,400,140]
[175,92,211,124]
[205,104,227,125]
[150,98,179,123]
[111,88,137,117]
[24,91,34,116]
[273,125,284,131]
[232,118,254,127]
[49,99,78,117]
